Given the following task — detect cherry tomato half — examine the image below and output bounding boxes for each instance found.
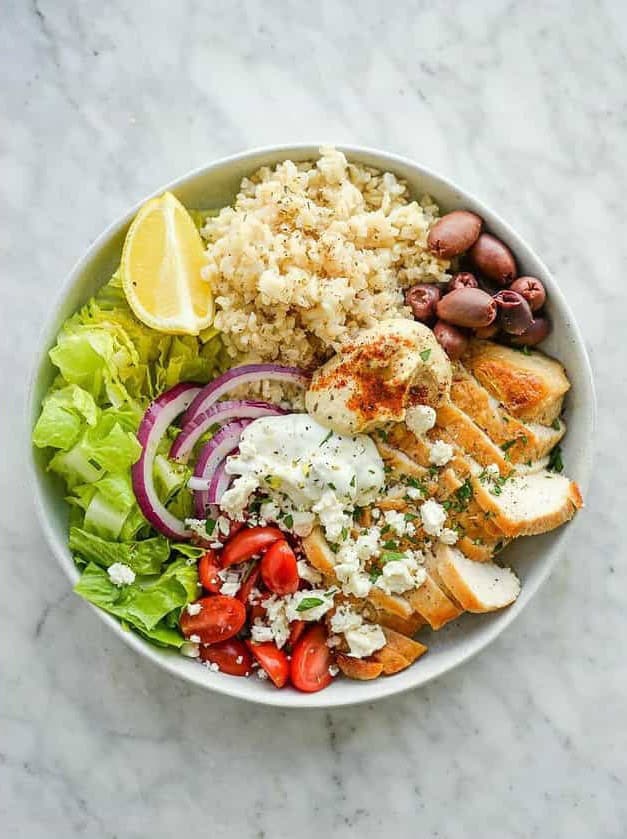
[290,624,334,693]
[198,550,222,594]
[288,620,306,649]
[245,641,289,688]
[180,596,246,644]
[221,527,284,568]
[236,562,261,605]
[260,540,299,595]
[200,638,252,677]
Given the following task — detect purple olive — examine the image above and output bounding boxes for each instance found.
[405,284,441,323]
[509,276,546,312]
[469,233,517,286]
[448,272,479,292]
[427,211,483,259]
[510,316,552,346]
[436,287,497,329]
[494,290,534,335]
[433,320,469,360]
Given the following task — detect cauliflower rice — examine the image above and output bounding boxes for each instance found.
[201,146,450,369]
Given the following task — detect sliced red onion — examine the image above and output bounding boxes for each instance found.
[208,456,234,504]
[170,399,287,463]
[182,364,309,425]
[192,420,252,518]
[131,383,201,540]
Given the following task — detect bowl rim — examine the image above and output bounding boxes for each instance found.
[26,143,596,708]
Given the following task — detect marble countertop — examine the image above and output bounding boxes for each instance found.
[2,1,626,836]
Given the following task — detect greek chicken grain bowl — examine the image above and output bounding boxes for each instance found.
[29,146,594,706]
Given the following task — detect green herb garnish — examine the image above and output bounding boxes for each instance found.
[296,597,325,612]
[205,519,216,536]
[548,444,564,473]
[420,349,432,362]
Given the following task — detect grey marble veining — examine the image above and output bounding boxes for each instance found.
[2,0,626,836]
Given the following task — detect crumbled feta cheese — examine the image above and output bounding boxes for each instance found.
[186,602,202,616]
[107,563,136,587]
[180,641,200,658]
[219,474,259,520]
[330,605,364,634]
[184,518,210,538]
[251,624,274,643]
[256,668,269,680]
[405,405,436,437]
[440,527,459,545]
[208,661,220,672]
[420,498,447,536]
[375,555,426,595]
[327,634,342,648]
[406,486,422,501]
[313,490,352,541]
[261,595,291,649]
[486,463,500,478]
[259,499,282,524]
[428,439,454,467]
[345,624,387,658]
[371,508,381,520]
[235,655,243,665]
[297,559,323,585]
[189,634,201,644]
[328,664,340,677]
[219,570,242,597]
[290,510,315,537]
[383,509,415,537]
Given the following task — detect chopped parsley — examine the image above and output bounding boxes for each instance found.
[551,417,562,431]
[490,475,509,496]
[321,429,334,445]
[205,518,217,536]
[548,444,564,473]
[327,481,336,491]
[283,514,294,530]
[340,527,349,541]
[500,439,517,453]
[349,475,356,487]
[296,597,325,612]
[420,349,432,362]
[380,550,406,564]
[382,540,398,550]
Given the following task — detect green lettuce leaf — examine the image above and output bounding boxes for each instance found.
[32,385,98,451]
[69,527,169,575]
[74,558,197,636]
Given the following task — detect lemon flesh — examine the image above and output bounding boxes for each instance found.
[122,192,214,335]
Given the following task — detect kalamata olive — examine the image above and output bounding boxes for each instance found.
[448,272,479,292]
[493,290,534,335]
[405,284,441,323]
[509,276,546,312]
[475,323,500,339]
[510,316,552,346]
[427,211,483,259]
[469,233,517,286]
[436,287,497,329]
[433,320,469,360]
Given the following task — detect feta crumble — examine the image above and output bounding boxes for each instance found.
[345,624,387,659]
[405,404,436,437]
[297,559,323,585]
[186,602,202,616]
[107,563,136,587]
[428,439,454,467]
[180,641,200,658]
[420,498,447,537]
[375,553,427,595]
[439,527,459,545]
[383,509,415,537]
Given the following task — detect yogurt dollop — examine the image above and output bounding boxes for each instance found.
[219,414,385,539]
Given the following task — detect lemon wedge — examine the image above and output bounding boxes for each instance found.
[121,192,214,335]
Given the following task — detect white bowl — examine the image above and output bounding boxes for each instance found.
[28,144,595,708]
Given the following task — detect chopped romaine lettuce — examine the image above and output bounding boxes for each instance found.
[33,263,225,649]
[74,558,198,644]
